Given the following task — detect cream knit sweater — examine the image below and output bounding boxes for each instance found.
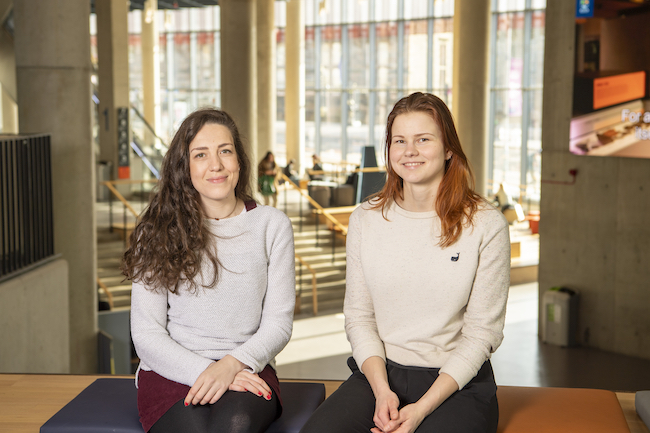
[344,199,510,389]
[131,205,295,387]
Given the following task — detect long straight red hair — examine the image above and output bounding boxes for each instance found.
[371,92,482,247]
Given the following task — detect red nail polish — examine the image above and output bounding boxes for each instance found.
[258,391,262,396]
[266,394,271,400]
[185,402,189,407]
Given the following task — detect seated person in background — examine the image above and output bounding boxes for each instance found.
[309,154,324,181]
[300,92,510,433]
[493,183,525,224]
[283,158,300,185]
[346,165,360,186]
[124,108,295,433]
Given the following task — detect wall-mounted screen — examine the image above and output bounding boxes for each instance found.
[570,100,650,158]
[571,2,650,159]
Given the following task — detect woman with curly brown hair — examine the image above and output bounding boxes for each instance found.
[123,108,295,433]
[301,93,510,433]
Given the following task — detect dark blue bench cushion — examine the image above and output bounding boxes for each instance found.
[41,378,325,433]
[637,391,650,430]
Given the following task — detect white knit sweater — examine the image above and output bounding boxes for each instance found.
[131,205,295,387]
[344,200,510,389]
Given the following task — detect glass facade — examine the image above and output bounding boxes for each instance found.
[126,8,221,143]
[488,0,545,206]
[90,0,545,199]
[282,0,455,165]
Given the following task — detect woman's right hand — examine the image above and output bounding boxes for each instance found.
[372,388,400,432]
[361,356,400,433]
[229,371,273,401]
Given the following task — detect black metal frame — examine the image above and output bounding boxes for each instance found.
[1,134,54,279]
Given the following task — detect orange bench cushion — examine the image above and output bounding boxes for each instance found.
[497,386,630,433]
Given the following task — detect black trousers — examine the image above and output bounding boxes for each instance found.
[150,390,280,433]
[300,357,498,433]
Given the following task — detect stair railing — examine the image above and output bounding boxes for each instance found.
[97,277,114,310]
[278,173,348,236]
[100,177,324,315]
[295,254,318,316]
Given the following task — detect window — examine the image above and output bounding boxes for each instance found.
[488,0,545,207]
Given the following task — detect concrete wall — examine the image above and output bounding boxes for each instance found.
[14,0,97,373]
[539,0,650,359]
[0,259,70,373]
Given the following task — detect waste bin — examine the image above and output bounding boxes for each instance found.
[97,161,112,202]
[541,287,579,347]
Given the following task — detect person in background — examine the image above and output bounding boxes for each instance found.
[300,92,510,433]
[283,158,300,185]
[309,154,324,181]
[123,108,295,433]
[258,151,279,207]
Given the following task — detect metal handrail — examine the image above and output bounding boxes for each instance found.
[295,254,318,315]
[130,104,169,149]
[279,173,348,236]
[97,278,114,310]
[102,181,141,219]
[99,177,323,315]
[306,166,386,177]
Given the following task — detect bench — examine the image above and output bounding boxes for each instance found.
[40,378,325,433]
[38,378,637,433]
[497,386,631,432]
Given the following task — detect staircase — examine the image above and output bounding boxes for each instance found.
[97,192,348,315]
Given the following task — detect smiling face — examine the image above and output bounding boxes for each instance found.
[188,123,240,213]
[389,111,452,195]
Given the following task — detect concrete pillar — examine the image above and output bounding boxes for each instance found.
[14,0,96,373]
[0,0,18,133]
[257,0,276,160]
[220,0,257,166]
[142,0,161,131]
[285,0,305,172]
[1,88,18,133]
[451,0,490,195]
[96,0,130,180]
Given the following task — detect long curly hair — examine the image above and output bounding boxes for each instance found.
[371,92,482,247]
[122,108,254,293]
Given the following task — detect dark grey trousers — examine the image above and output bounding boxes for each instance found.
[300,357,498,433]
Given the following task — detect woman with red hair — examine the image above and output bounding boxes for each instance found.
[301,93,510,433]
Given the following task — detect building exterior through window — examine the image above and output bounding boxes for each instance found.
[90,0,545,208]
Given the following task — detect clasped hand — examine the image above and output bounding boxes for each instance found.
[184,355,272,406]
[371,390,428,433]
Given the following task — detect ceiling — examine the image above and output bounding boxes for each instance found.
[128,0,219,10]
[594,0,650,18]
[90,0,219,13]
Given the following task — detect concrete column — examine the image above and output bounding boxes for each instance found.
[451,0,490,195]
[285,0,305,172]
[142,0,161,131]
[257,0,276,159]
[96,0,130,179]
[220,0,257,166]
[1,88,18,133]
[0,0,18,133]
[14,0,96,373]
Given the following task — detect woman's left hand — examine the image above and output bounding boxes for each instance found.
[370,403,428,433]
[184,355,246,406]
[228,370,273,401]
